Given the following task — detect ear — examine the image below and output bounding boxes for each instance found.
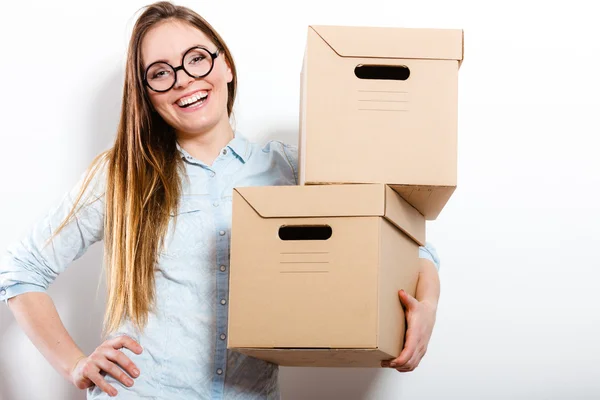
[223,56,233,84]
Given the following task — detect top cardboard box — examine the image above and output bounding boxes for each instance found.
[299,25,464,220]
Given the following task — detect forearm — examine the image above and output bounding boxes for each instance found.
[415,258,440,311]
[7,292,85,382]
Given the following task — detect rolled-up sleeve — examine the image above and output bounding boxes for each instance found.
[0,164,106,304]
[418,241,441,271]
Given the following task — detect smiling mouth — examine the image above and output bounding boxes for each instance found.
[177,92,209,108]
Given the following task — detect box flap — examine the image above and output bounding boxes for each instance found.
[310,25,464,64]
[384,186,426,246]
[234,184,425,245]
[234,184,385,218]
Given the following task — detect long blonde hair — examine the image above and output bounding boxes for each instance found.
[54,1,238,335]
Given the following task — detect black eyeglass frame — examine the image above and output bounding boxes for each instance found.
[143,46,220,93]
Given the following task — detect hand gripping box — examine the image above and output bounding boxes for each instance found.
[227,184,425,367]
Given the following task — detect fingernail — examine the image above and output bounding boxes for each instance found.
[133,368,140,376]
[390,362,397,367]
[111,389,118,396]
[126,378,134,386]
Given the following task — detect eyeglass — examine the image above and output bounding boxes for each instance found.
[144,46,220,93]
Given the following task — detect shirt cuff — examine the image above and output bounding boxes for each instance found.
[0,283,46,305]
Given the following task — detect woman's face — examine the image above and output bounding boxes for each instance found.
[141,20,233,138]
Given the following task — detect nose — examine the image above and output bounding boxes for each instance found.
[173,68,194,89]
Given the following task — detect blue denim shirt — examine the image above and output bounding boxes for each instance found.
[0,133,440,399]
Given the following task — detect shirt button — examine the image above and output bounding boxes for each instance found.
[220,299,227,305]
[222,149,228,155]
[216,368,223,375]
[220,333,227,340]
[213,201,219,207]
[0,289,6,296]
[219,230,226,236]
[219,265,226,272]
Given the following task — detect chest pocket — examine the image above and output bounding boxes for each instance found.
[160,195,214,259]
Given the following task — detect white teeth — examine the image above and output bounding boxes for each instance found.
[178,92,208,107]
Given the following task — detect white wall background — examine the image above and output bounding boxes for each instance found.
[1,0,599,399]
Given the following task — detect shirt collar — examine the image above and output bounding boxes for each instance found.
[176,132,249,164]
[226,133,249,163]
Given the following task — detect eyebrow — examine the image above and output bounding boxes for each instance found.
[145,44,214,68]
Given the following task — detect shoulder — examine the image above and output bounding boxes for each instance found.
[263,140,298,183]
[260,140,297,163]
[242,137,298,185]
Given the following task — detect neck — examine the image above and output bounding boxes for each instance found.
[176,118,234,166]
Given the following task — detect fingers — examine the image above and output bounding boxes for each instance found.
[105,348,140,380]
[388,345,414,369]
[395,346,427,372]
[95,356,135,388]
[79,335,142,396]
[380,323,418,369]
[81,363,118,397]
[392,323,418,366]
[398,289,418,310]
[109,335,144,355]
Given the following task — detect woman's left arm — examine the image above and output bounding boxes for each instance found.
[381,243,441,372]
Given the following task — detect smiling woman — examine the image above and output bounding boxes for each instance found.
[0,1,441,399]
[142,20,235,146]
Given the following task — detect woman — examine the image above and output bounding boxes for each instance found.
[0,2,442,399]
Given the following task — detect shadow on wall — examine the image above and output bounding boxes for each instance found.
[0,67,123,400]
[88,65,124,160]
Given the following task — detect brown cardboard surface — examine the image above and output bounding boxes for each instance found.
[310,25,464,62]
[234,184,425,246]
[228,185,423,367]
[377,218,420,357]
[299,25,463,220]
[232,348,393,368]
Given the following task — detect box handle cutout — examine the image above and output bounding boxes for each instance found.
[354,64,410,81]
[278,225,332,241]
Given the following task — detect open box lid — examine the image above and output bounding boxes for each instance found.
[310,25,464,66]
[234,184,425,246]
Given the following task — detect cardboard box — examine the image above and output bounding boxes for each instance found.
[299,25,464,220]
[227,184,425,367]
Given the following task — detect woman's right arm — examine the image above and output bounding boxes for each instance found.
[1,162,142,396]
[7,292,86,380]
[8,292,142,396]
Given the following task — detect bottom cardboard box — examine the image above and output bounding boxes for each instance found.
[228,184,425,367]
